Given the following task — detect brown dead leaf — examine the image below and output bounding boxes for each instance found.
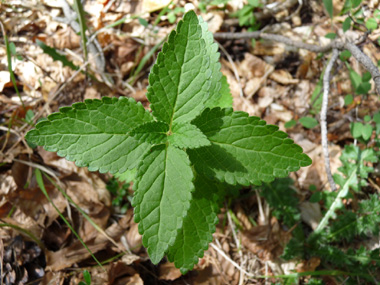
[234,204,253,231]
[296,257,321,273]
[269,69,299,85]
[0,171,17,196]
[300,202,322,230]
[46,211,133,271]
[0,71,11,92]
[202,11,224,33]
[297,144,341,190]
[241,217,291,261]
[84,86,101,100]
[193,263,226,285]
[142,0,172,12]
[125,222,142,253]
[108,261,142,284]
[253,41,285,56]
[238,53,273,83]
[131,89,148,103]
[8,156,66,227]
[0,201,13,219]
[158,262,182,280]
[221,63,260,116]
[41,80,58,102]
[42,220,71,251]
[43,26,80,50]
[269,103,293,122]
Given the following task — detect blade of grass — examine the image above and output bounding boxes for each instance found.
[35,168,105,271]
[128,37,166,85]
[0,222,43,248]
[43,172,123,251]
[0,21,24,109]
[73,0,88,64]
[153,1,174,26]
[257,269,370,279]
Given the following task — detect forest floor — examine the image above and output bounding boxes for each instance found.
[1,0,380,284]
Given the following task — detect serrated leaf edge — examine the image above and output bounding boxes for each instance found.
[25,97,152,174]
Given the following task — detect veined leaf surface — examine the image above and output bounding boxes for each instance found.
[147,10,212,126]
[167,173,226,273]
[188,108,312,185]
[132,144,194,264]
[168,122,210,149]
[198,16,223,108]
[25,97,153,173]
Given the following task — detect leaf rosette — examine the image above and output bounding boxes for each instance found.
[26,10,311,272]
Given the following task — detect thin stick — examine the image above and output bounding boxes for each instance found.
[321,49,339,191]
[226,209,245,284]
[217,42,244,98]
[210,243,256,278]
[214,32,380,95]
[214,31,337,53]
[344,42,380,95]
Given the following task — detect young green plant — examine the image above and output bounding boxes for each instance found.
[26,11,311,273]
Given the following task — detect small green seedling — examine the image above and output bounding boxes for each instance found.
[78,270,91,285]
[26,11,311,273]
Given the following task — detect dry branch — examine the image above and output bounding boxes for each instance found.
[321,49,339,192]
[214,32,380,95]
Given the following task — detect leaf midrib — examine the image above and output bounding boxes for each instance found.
[168,22,191,131]
[210,140,303,162]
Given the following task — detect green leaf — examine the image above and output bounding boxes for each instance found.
[188,108,312,186]
[344,94,353,105]
[340,0,352,14]
[310,80,323,114]
[325,32,336,39]
[352,0,361,8]
[25,109,35,124]
[365,18,378,30]
[167,12,177,24]
[260,178,300,227]
[361,124,373,141]
[36,39,79,71]
[138,17,149,27]
[343,17,352,32]
[363,115,371,122]
[9,42,22,60]
[147,10,212,125]
[373,112,380,133]
[83,270,91,285]
[25,97,154,173]
[131,121,169,145]
[351,122,363,138]
[212,75,233,108]
[362,71,371,82]
[348,66,362,90]
[167,173,226,273]
[323,0,334,18]
[285,119,297,128]
[340,50,351,61]
[132,144,194,264]
[299,117,319,129]
[356,82,371,95]
[168,122,211,148]
[374,9,380,19]
[198,16,223,108]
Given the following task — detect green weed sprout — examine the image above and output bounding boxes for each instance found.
[26,11,311,273]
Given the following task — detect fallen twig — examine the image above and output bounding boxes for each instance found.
[214,31,338,53]
[321,49,339,192]
[214,32,380,95]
